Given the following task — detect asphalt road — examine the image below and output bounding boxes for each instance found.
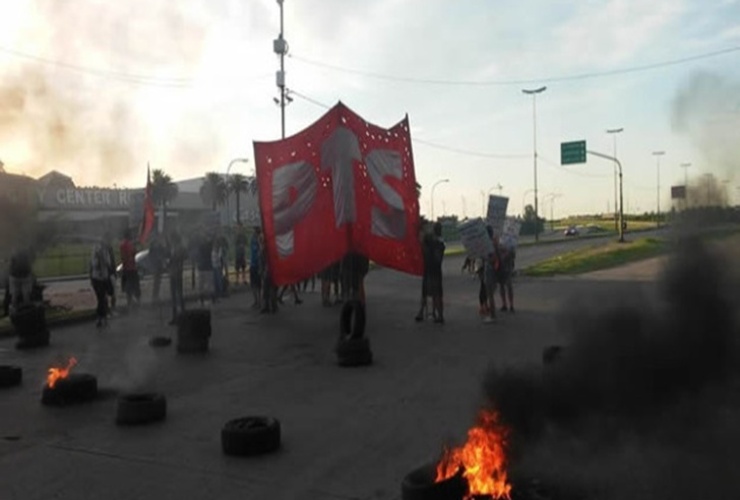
[0,248,664,500]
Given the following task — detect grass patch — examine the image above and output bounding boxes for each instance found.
[524,237,666,277]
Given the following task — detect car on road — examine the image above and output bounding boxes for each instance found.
[564,226,579,237]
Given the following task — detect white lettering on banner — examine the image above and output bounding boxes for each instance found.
[93,191,102,204]
[119,191,128,205]
[320,126,361,227]
[56,190,66,204]
[75,190,84,204]
[365,149,406,239]
[272,161,318,259]
[66,189,74,204]
[103,192,111,205]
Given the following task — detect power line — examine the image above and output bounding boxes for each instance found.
[289,46,740,87]
[0,46,194,87]
[288,88,530,159]
[0,45,273,88]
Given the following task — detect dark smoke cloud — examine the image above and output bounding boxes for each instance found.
[484,233,740,499]
[671,71,740,181]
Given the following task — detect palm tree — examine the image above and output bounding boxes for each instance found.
[227,173,249,224]
[151,169,178,234]
[200,172,227,211]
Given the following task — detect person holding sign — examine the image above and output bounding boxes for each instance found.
[497,242,516,313]
[415,222,446,324]
[482,226,501,324]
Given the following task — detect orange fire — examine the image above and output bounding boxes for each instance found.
[47,357,78,388]
[435,409,512,500]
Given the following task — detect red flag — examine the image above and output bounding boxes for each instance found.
[138,164,155,244]
[253,102,423,286]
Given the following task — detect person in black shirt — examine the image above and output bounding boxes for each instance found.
[416,222,446,323]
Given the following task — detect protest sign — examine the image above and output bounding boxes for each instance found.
[486,195,509,236]
[501,216,522,250]
[458,218,494,257]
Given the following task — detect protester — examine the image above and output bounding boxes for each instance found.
[196,230,214,306]
[8,247,34,314]
[119,229,141,310]
[416,223,445,323]
[482,226,500,324]
[260,230,278,314]
[211,236,226,298]
[102,233,117,313]
[497,241,516,313]
[341,252,370,305]
[167,230,187,325]
[234,223,248,285]
[249,227,262,310]
[149,234,166,303]
[90,234,114,328]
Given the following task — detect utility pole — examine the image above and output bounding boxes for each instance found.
[652,151,665,227]
[274,0,288,139]
[522,86,547,243]
[606,128,623,231]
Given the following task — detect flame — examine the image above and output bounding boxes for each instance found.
[435,409,512,500]
[47,357,77,388]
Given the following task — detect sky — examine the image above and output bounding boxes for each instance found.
[0,0,739,219]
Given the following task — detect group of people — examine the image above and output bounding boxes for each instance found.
[246,225,370,314]
[416,221,516,326]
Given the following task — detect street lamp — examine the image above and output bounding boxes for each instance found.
[274,0,288,139]
[606,128,623,231]
[522,86,547,242]
[652,151,665,227]
[430,179,449,221]
[226,158,250,225]
[544,193,562,232]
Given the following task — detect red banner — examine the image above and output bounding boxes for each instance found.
[253,102,423,286]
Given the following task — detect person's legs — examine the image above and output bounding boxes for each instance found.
[506,279,514,313]
[92,280,108,326]
[292,285,302,304]
[499,275,508,311]
[152,271,162,303]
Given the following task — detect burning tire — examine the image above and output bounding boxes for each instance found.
[340,300,366,339]
[401,463,467,500]
[221,416,281,457]
[41,373,98,406]
[335,337,373,367]
[149,336,172,347]
[0,365,22,388]
[116,393,167,425]
[177,309,210,353]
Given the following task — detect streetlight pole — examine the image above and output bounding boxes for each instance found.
[430,179,449,221]
[522,86,547,243]
[606,128,623,231]
[274,0,288,139]
[652,151,665,227]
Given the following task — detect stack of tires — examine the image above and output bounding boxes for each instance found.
[0,366,22,389]
[41,374,98,406]
[176,309,211,353]
[11,304,50,350]
[335,300,372,367]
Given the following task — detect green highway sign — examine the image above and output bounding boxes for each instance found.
[561,140,587,165]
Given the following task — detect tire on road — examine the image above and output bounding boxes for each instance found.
[221,416,281,457]
[339,300,366,340]
[335,337,373,367]
[0,365,22,388]
[116,393,167,425]
[12,304,50,350]
[41,373,98,406]
[401,462,467,500]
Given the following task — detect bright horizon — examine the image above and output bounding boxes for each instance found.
[0,0,739,219]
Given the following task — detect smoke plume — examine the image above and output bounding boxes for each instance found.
[484,233,740,499]
[0,1,220,186]
[672,71,740,182]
